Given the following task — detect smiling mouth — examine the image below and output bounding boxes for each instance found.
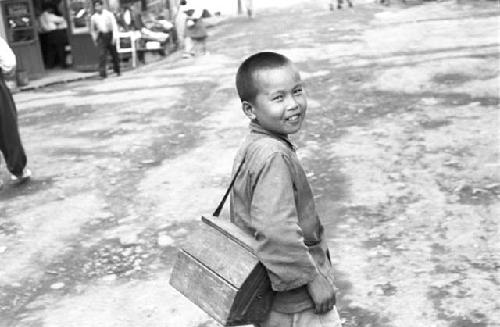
[286,113,301,122]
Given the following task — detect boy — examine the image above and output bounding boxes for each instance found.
[230,52,342,327]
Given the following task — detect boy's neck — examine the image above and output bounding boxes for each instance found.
[250,121,288,138]
[249,121,296,150]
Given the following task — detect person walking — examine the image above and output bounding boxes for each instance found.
[231,51,342,327]
[90,0,120,78]
[185,8,207,56]
[0,36,31,188]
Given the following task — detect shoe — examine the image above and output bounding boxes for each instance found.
[11,168,31,184]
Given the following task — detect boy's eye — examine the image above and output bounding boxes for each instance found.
[272,95,284,102]
[293,87,303,95]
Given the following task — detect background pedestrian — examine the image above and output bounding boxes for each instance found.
[174,0,188,52]
[0,36,31,188]
[39,3,69,69]
[90,0,120,78]
[330,0,353,10]
[185,8,208,57]
[245,0,253,18]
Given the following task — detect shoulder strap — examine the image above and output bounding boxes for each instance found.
[212,156,246,217]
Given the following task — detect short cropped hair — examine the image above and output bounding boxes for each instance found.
[93,0,103,6]
[235,51,291,103]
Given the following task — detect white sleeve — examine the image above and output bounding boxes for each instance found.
[0,37,16,73]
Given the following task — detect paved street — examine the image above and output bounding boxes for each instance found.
[1,1,499,326]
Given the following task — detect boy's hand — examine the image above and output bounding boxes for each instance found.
[307,273,336,314]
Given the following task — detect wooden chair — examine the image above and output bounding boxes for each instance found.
[116,31,138,68]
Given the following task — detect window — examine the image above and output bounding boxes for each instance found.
[68,0,91,34]
[3,1,35,43]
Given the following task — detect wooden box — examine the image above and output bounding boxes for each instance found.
[169,216,273,326]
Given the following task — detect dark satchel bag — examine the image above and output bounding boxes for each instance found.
[169,158,273,326]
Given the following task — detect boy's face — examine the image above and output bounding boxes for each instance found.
[244,64,307,136]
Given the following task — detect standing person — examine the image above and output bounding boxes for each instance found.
[330,0,352,10]
[185,8,207,56]
[0,36,31,188]
[39,4,68,68]
[174,0,188,51]
[90,0,120,79]
[230,51,342,327]
[245,0,253,18]
[117,5,135,31]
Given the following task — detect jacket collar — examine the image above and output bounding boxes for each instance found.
[249,121,296,151]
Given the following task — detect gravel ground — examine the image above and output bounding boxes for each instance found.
[0,1,498,326]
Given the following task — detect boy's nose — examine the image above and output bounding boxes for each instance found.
[285,95,299,110]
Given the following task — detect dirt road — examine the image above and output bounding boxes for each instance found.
[1,1,498,326]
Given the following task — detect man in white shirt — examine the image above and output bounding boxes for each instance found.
[39,6,67,31]
[0,36,31,188]
[90,0,120,78]
[39,4,68,68]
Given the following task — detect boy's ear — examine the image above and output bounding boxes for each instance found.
[241,101,256,121]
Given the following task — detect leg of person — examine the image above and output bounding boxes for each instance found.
[45,31,57,68]
[294,307,343,327]
[0,76,28,180]
[107,37,121,76]
[39,32,49,66]
[337,0,343,9]
[183,37,193,57]
[97,34,108,78]
[258,309,294,327]
[202,38,207,55]
[347,0,353,7]
[54,30,67,68]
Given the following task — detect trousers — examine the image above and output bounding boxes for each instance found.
[97,32,120,77]
[257,307,343,327]
[0,72,27,177]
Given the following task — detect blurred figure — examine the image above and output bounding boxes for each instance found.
[185,8,207,57]
[117,5,135,31]
[174,0,188,51]
[330,0,353,10]
[245,0,253,18]
[90,0,120,78]
[39,3,68,68]
[0,36,31,188]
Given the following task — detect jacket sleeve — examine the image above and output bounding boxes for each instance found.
[250,152,319,291]
[0,37,16,73]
